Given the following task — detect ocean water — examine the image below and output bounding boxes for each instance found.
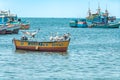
[0,18,120,80]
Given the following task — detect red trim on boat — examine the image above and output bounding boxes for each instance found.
[16,46,68,52]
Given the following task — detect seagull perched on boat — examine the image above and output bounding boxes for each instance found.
[22,29,40,38]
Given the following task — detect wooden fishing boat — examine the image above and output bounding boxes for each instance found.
[18,19,30,30]
[0,10,29,34]
[69,19,88,28]
[13,30,71,52]
[13,39,70,52]
[20,23,30,30]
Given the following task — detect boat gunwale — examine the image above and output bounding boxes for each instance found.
[13,39,70,43]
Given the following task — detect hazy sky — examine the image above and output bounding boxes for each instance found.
[0,0,120,18]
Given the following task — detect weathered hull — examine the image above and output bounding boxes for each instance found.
[6,24,20,34]
[15,46,68,52]
[90,23,120,28]
[0,29,6,34]
[0,25,7,34]
[69,22,77,27]
[13,39,70,52]
[6,28,19,34]
[69,20,88,28]
[70,23,88,28]
[20,24,30,30]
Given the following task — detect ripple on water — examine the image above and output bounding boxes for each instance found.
[0,18,120,79]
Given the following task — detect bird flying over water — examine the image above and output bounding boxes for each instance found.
[22,29,40,38]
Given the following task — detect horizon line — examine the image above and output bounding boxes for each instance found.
[19,17,120,18]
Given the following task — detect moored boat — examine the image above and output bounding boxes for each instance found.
[13,30,71,52]
[0,10,21,34]
[69,19,88,28]
[86,5,120,28]
[13,39,70,52]
[18,19,30,30]
[89,22,120,28]
[20,22,30,30]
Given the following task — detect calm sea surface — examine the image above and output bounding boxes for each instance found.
[0,18,120,80]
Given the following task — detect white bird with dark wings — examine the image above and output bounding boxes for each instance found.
[22,29,40,38]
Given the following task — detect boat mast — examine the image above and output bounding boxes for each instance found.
[8,10,10,16]
[88,2,91,17]
[105,5,109,17]
[97,2,101,15]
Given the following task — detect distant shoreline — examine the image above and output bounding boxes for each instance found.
[20,17,120,19]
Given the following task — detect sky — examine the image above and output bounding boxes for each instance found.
[0,0,120,18]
